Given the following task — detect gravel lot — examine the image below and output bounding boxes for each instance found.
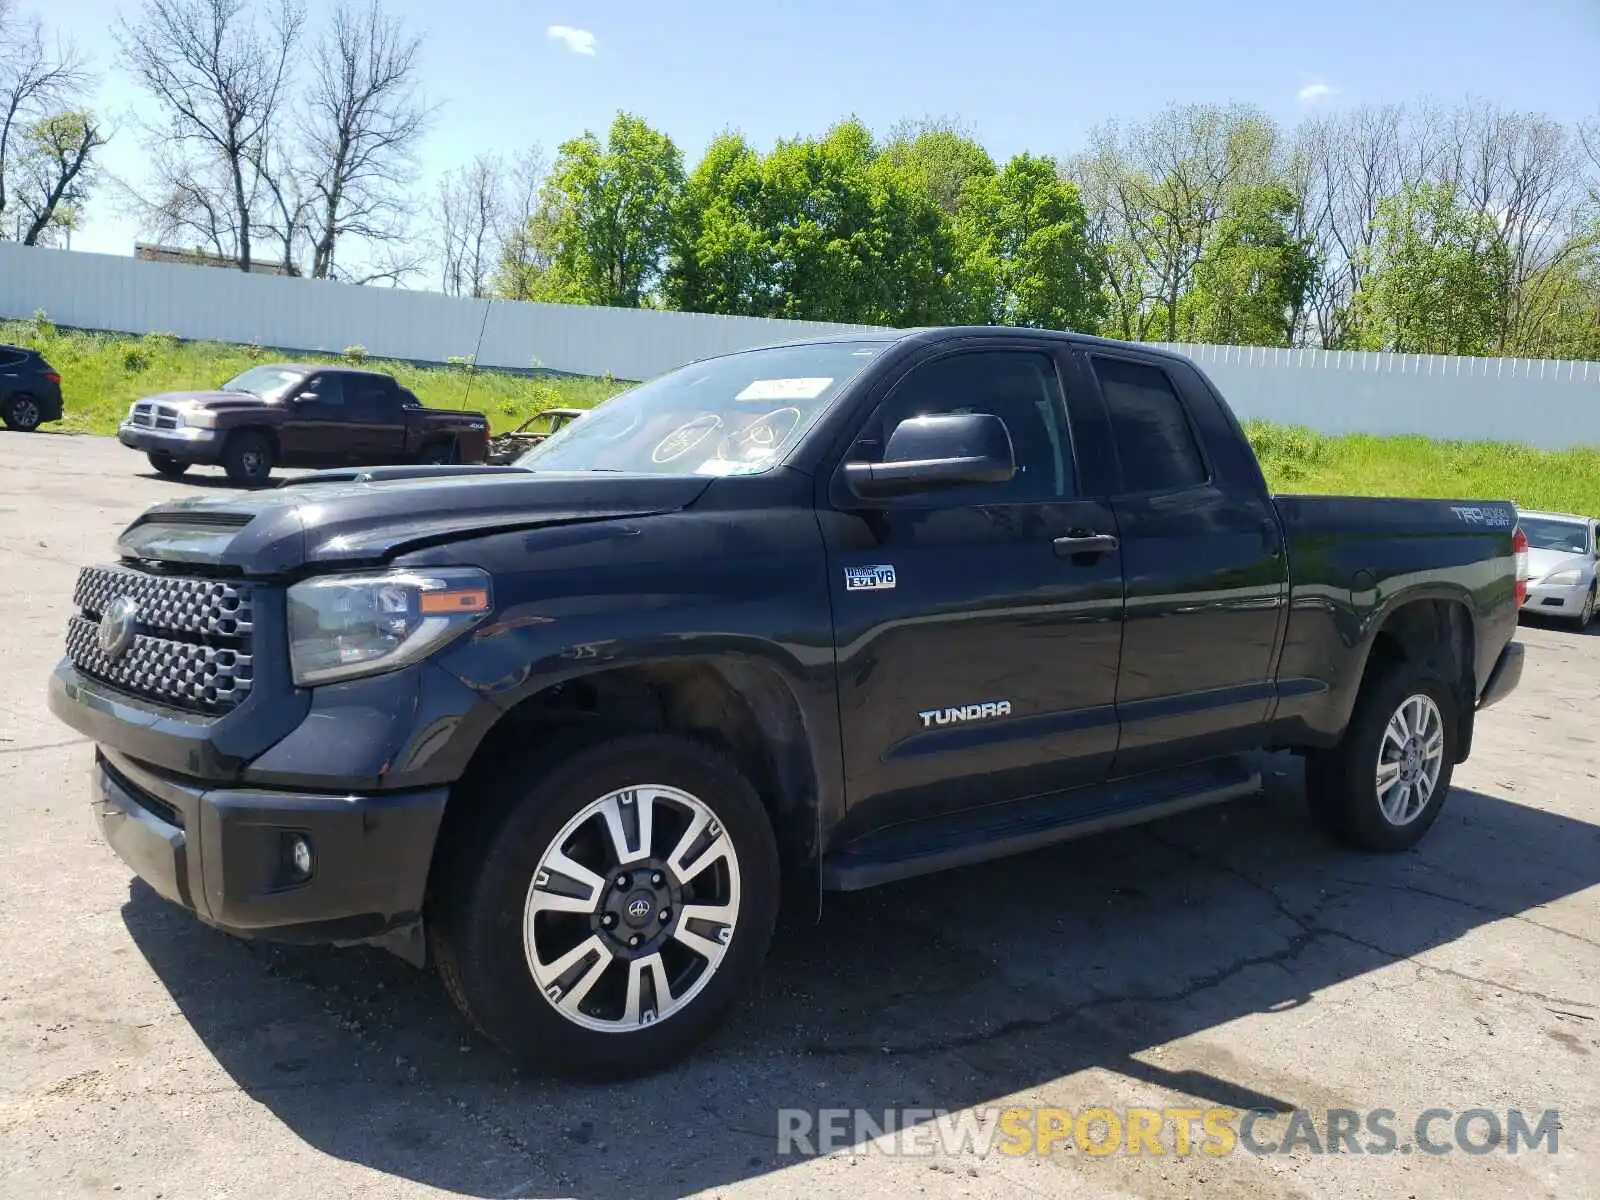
[1,430,1596,1200]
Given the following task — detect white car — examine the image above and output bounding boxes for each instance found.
[1519,509,1600,627]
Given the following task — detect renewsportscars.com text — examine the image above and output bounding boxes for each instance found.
[776,1106,1562,1158]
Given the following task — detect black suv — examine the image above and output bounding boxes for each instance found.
[0,343,64,431]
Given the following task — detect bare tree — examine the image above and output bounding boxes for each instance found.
[13,108,104,244]
[301,0,430,281]
[117,0,304,270]
[1288,104,1436,347]
[1429,100,1589,352]
[435,154,502,297]
[0,0,90,232]
[494,144,551,299]
[1073,103,1280,342]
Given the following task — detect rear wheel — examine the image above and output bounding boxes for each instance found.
[416,440,456,465]
[430,732,780,1079]
[222,431,274,487]
[3,394,42,432]
[1306,659,1457,852]
[147,451,190,478]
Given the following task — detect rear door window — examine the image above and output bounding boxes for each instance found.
[1091,356,1208,494]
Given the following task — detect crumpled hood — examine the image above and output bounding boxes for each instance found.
[116,466,712,575]
[1527,547,1594,583]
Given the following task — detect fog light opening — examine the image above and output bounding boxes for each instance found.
[286,834,314,882]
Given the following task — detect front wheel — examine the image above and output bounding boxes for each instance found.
[1577,585,1595,629]
[1306,659,1457,852]
[222,431,275,487]
[147,451,190,478]
[3,394,42,432]
[430,732,780,1079]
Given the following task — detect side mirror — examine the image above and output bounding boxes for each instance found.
[843,412,1016,500]
[295,391,319,404]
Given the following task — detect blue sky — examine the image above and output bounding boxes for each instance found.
[51,0,1600,261]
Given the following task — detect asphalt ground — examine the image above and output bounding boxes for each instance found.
[1,430,1595,1199]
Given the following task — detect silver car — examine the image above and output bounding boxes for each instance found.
[1519,509,1600,627]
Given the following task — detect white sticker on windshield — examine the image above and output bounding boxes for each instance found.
[734,377,833,401]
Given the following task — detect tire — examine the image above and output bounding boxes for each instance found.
[1306,658,1457,852]
[222,430,274,487]
[429,731,780,1080]
[147,451,190,478]
[3,393,42,432]
[1577,585,1595,630]
[416,440,456,465]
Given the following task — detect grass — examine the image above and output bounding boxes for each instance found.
[4,317,629,437]
[1242,418,1600,516]
[8,317,1598,516]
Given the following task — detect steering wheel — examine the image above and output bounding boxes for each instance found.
[716,407,801,462]
[651,413,722,464]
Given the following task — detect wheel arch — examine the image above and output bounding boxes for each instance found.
[435,652,826,880]
[224,423,280,455]
[1351,590,1477,761]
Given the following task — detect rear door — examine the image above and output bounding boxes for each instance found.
[1083,349,1289,775]
[343,375,408,461]
[820,338,1126,837]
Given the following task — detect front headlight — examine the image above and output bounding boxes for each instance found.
[1544,569,1583,586]
[287,568,492,685]
[179,408,218,428]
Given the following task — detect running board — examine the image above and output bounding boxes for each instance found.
[820,758,1261,891]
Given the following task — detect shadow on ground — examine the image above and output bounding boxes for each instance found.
[122,762,1600,1198]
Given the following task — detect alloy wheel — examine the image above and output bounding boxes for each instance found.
[523,784,741,1033]
[1374,693,1445,826]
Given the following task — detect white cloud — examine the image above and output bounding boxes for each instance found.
[548,25,597,56]
[1297,82,1338,104]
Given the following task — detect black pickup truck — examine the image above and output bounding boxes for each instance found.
[47,327,1526,1080]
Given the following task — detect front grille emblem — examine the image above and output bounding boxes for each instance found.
[97,596,140,660]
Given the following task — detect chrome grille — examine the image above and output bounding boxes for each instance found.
[131,403,154,427]
[67,565,256,712]
[154,407,179,429]
[74,565,252,637]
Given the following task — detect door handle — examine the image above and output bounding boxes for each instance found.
[1053,533,1119,559]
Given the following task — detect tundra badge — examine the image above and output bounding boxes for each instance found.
[918,701,1012,728]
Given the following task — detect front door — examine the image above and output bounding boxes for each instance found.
[820,342,1125,839]
[280,373,357,466]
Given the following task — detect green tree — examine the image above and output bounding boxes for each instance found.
[12,109,105,245]
[954,153,1106,331]
[1512,250,1600,360]
[542,111,684,307]
[1178,183,1317,346]
[666,119,964,325]
[1352,181,1510,355]
[878,118,996,216]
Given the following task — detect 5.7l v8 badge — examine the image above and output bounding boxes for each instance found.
[844,564,897,592]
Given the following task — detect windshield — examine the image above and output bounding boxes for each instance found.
[514,340,890,476]
[222,365,306,401]
[1520,517,1591,555]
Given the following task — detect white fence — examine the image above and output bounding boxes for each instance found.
[4,241,1599,448]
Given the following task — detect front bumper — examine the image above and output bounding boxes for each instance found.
[117,422,223,463]
[1521,578,1590,618]
[92,748,447,947]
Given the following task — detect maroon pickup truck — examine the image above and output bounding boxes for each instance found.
[117,363,490,486]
